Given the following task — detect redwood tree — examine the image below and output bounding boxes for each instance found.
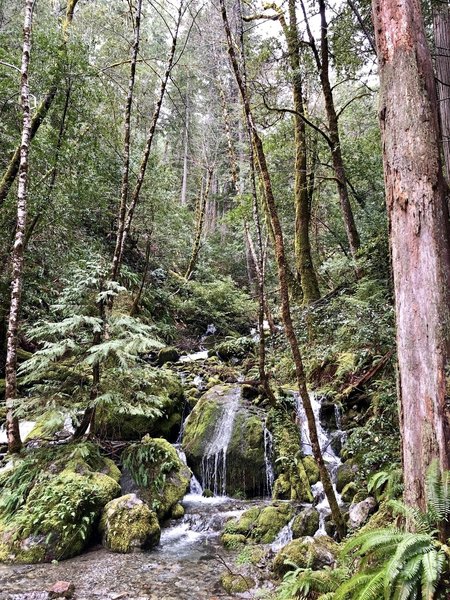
[372,0,450,524]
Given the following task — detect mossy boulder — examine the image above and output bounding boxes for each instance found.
[341,481,358,503]
[25,411,72,442]
[222,502,293,544]
[336,460,359,493]
[157,346,180,366]
[122,437,191,520]
[93,368,184,441]
[273,535,338,577]
[100,493,160,553]
[222,533,247,549]
[221,573,255,594]
[292,508,320,538]
[182,385,266,497]
[170,503,185,519]
[0,443,121,563]
[209,337,255,361]
[302,456,320,485]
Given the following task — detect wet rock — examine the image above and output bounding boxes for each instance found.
[291,508,320,538]
[93,368,184,441]
[336,460,359,493]
[208,337,255,361]
[349,497,377,529]
[100,494,160,553]
[341,481,358,503]
[221,533,247,549]
[222,502,293,544]
[220,573,255,594]
[123,437,191,520]
[302,456,320,485]
[273,535,338,577]
[170,503,185,519]
[48,581,75,599]
[0,443,121,563]
[157,347,180,366]
[182,385,266,497]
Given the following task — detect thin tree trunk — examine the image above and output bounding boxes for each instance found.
[433,0,450,182]
[372,0,450,534]
[130,231,153,316]
[180,87,189,206]
[4,0,35,454]
[220,0,345,539]
[185,168,213,280]
[116,7,183,274]
[0,0,79,207]
[300,0,361,270]
[111,0,143,281]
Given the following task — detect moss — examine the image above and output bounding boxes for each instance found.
[336,461,359,493]
[209,337,255,361]
[341,482,358,503]
[221,533,247,549]
[221,573,255,593]
[273,535,338,578]
[182,388,223,460]
[123,437,190,520]
[157,346,180,365]
[170,503,185,519]
[302,456,320,485]
[100,494,160,553]
[223,503,292,545]
[25,411,66,441]
[292,508,320,538]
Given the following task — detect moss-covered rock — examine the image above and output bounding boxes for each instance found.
[341,481,358,503]
[336,460,359,493]
[302,456,320,485]
[25,411,71,442]
[222,502,293,544]
[170,503,185,519]
[182,385,267,497]
[269,405,313,503]
[122,437,191,520]
[273,535,338,577]
[221,573,255,594]
[222,533,247,549]
[100,493,160,553]
[209,337,255,361]
[291,508,320,538]
[157,346,180,366]
[93,368,184,441]
[0,443,121,563]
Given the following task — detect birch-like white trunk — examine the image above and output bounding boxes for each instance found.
[4,0,35,453]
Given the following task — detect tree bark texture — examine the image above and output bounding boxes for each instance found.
[185,168,214,280]
[433,0,450,182]
[372,0,450,521]
[220,0,346,539]
[0,0,79,207]
[111,0,143,281]
[4,0,35,454]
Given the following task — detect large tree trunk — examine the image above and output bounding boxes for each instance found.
[433,0,450,182]
[372,0,450,527]
[4,0,35,454]
[220,0,345,539]
[0,0,79,207]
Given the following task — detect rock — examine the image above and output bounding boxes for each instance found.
[341,482,358,503]
[202,489,214,498]
[122,437,191,520]
[157,346,180,366]
[220,573,255,594]
[0,442,121,563]
[273,535,338,577]
[330,431,343,455]
[324,514,336,538]
[349,497,377,529]
[222,502,293,544]
[291,508,320,538]
[100,493,160,553]
[48,581,75,599]
[302,456,320,485]
[25,412,73,442]
[93,367,184,441]
[208,337,255,361]
[221,533,247,549]
[182,385,267,497]
[336,461,359,493]
[319,399,338,431]
[170,503,185,519]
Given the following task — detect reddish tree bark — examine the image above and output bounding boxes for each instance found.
[372,0,450,526]
[433,0,450,182]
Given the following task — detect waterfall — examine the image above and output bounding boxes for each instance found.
[271,517,294,551]
[263,420,275,497]
[293,392,342,536]
[201,387,240,496]
[173,445,204,496]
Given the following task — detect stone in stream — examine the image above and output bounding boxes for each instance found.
[291,508,320,538]
[48,581,75,599]
[100,494,161,553]
[348,496,377,529]
[221,502,294,545]
[182,385,267,497]
[273,535,338,577]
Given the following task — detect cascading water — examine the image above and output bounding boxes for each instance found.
[200,387,240,496]
[263,420,275,497]
[294,392,343,535]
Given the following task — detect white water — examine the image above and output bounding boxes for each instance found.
[0,420,36,445]
[179,350,209,363]
[271,516,295,551]
[201,387,240,496]
[174,445,204,496]
[293,392,343,536]
[263,420,275,497]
